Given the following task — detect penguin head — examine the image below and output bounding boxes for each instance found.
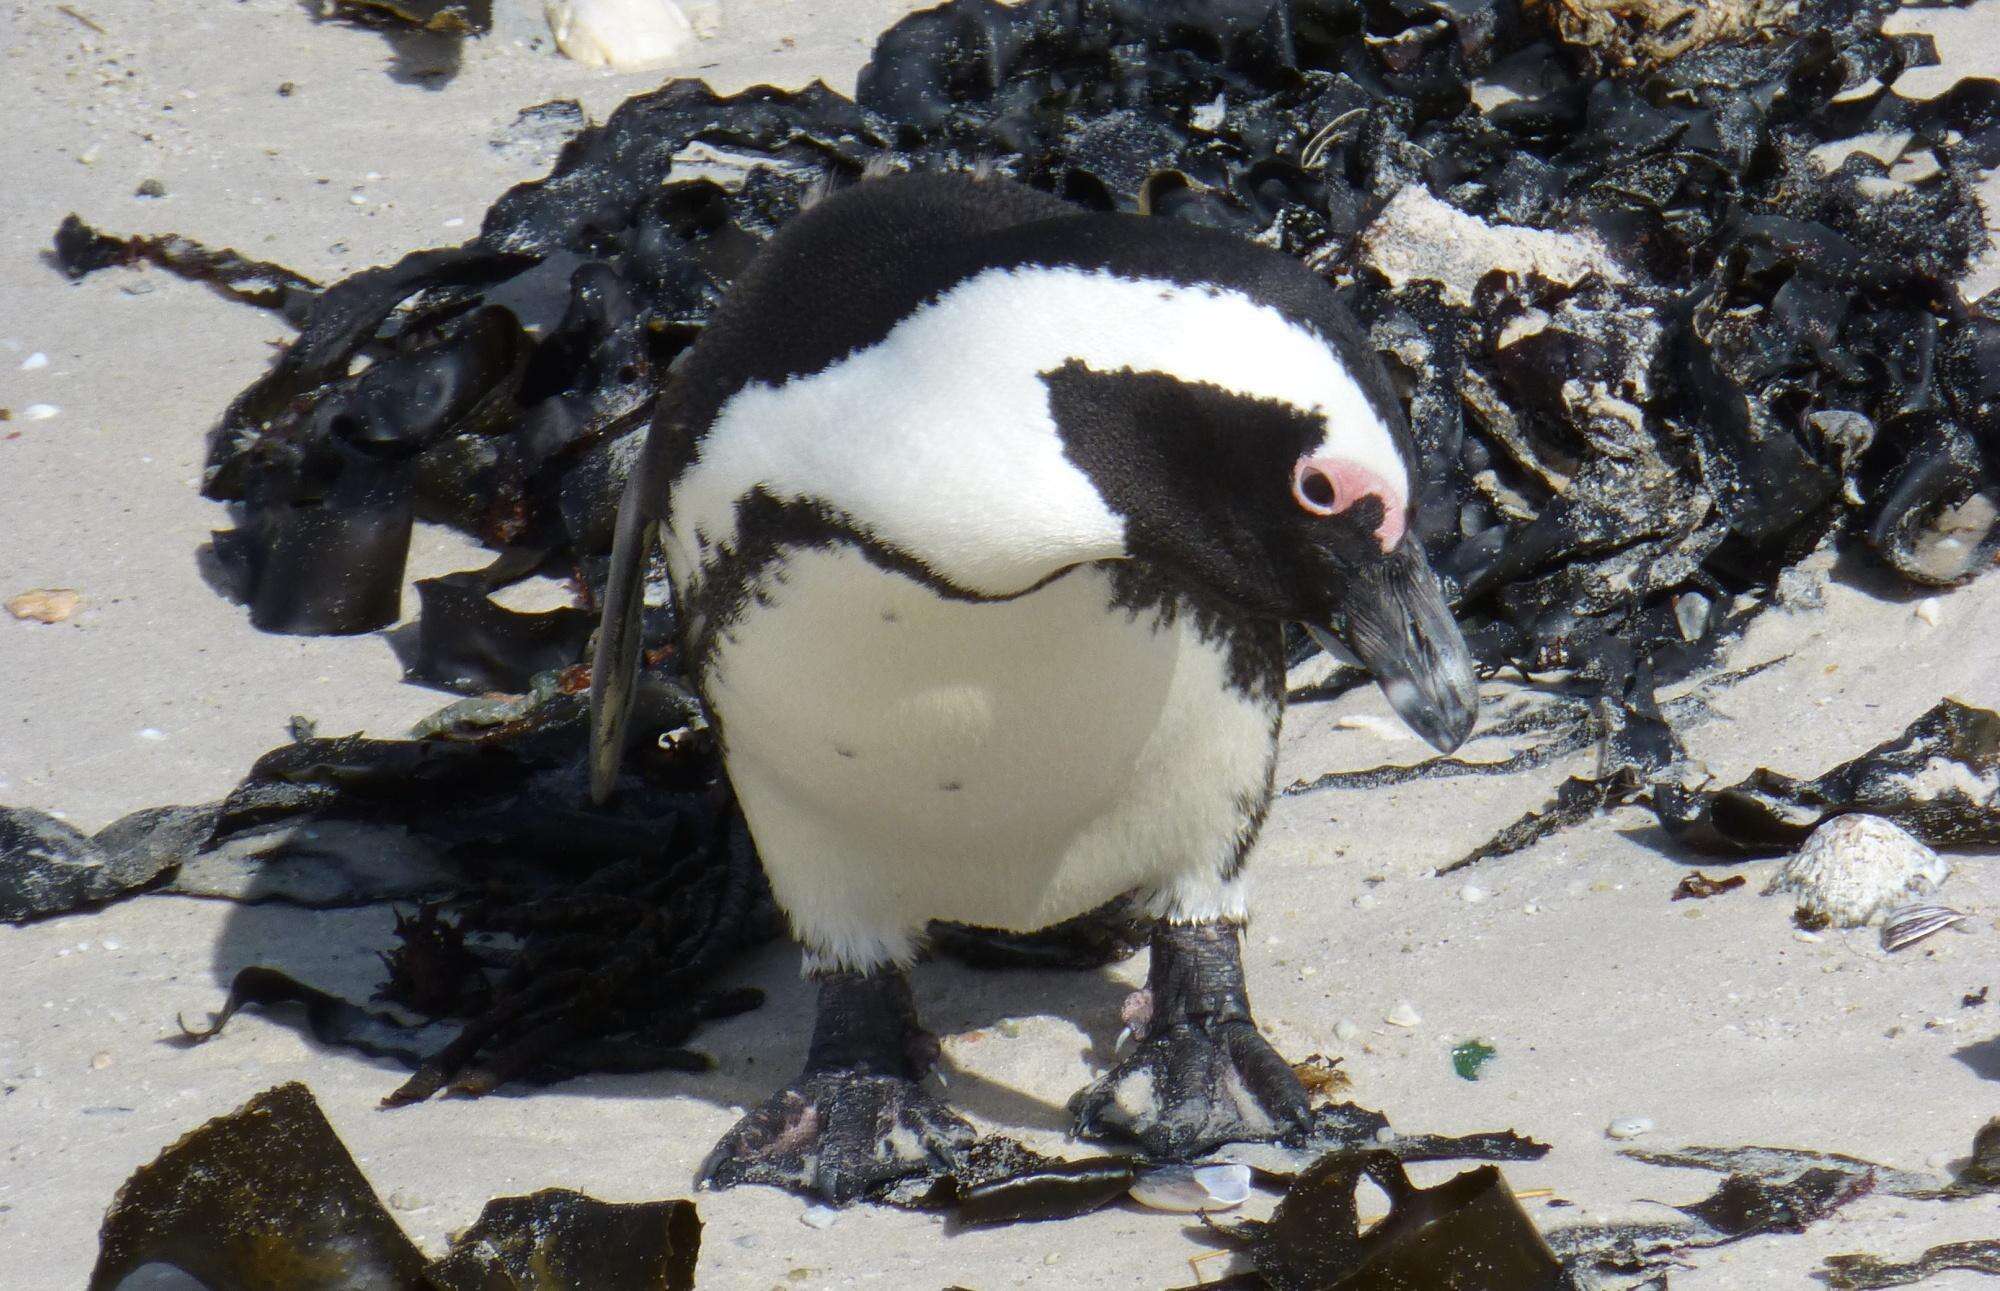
[994,222,1474,752]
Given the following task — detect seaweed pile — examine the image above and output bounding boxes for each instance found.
[34,0,2000,1090]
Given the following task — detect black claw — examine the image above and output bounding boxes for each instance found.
[1070,921,1309,1159]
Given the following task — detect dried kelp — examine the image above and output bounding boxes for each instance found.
[1670,871,1746,899]
[90,1082,431,1291]
[1436,694,1999,873]
[867,1105,1548,1229]
[1655,696,2000,854]
[1545,1164,1875,1287]
[1200,1151,1570,1291]
[90,1082,700,1291]
[426,1188,700,1291]
[1822,1239,2000,1289]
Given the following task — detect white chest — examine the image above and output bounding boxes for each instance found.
[696,544,1278,965]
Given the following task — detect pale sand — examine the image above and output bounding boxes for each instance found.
[2,2,1997,1286]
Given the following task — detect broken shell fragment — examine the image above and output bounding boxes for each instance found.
[1606,1115,1655,1140]
[544,0,693,71]
[1385,1001,1423,1028]
[1766,815,1950,929]
[1880,904,1970,953]
[1128,1162,1251,1212]
[6,588,81,623]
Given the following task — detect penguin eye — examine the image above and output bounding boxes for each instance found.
[1292,462,1341,514]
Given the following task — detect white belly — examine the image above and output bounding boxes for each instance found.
[699,545,1277,968]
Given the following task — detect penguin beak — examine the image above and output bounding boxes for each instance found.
[1306,545,1478,754]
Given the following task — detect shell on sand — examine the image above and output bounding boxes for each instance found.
[545,0,693,71]
[1765,814,1950,928]
[1880,904,1969,953]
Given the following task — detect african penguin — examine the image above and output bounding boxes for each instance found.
[590,171,1479,1203]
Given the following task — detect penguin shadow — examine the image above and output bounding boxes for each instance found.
[190,891,1140,1141]
[625,941,1143,1138]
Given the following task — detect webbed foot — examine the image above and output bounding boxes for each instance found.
[697,966,972,1204]
[1069,920,1309,1159]
[699,1069,973,1203]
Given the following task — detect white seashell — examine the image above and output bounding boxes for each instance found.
[1913,597,1942,626]
[545,0,693,71]
[798,1203,839,1229]
[1880,903,1969,952]
[1384,1001,1422,1027]
[21,352,49,370]
[1129,1163,1251,1212]
[1766,814,1949,928]
[22,403,59,420]
[1606,1115,1654,1140]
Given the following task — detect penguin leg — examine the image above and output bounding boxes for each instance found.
[1068,919,1310,1159]
[699,966,973,1204]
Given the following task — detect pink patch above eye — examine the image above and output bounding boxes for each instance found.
[1291,456,1407,551]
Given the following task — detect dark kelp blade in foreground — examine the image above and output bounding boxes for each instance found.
[1198,1151,1570,1291]
[90,1082,700,1291]
[90,1082,429,1291]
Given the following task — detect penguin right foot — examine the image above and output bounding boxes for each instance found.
[699,1071,973,1203]
[701,965,974,1203]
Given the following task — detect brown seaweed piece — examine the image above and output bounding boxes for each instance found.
[90,1082,700,1291]
[1821,1240,2000,1289]
[1203,1150,1570,1291]
[53,213,320,324]
[1670,871,1745,899]
[426,1189,699,1291]
[1655,697,2000,854]
[89,1082,431,1291]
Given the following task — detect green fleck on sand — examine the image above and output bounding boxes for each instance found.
[1451,1039,1496,1081]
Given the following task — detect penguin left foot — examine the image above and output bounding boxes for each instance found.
[699,1070,973,1203]
[698,965,973,1204]
[1069,920,1310,1159]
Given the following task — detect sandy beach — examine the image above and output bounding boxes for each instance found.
[3,1,1998,1286]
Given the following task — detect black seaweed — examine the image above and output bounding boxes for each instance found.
[1822,1239,2000,1289]
[89,1081,700,1291]
[1202,1150,1570,1290]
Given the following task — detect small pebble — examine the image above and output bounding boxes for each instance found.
[1914,597,1942,626]
[101,938,121,951]
[137,728,166,741]
[1352,892,1378,911]
[90,1051,112,1070]
[1792,929,1823,943]
[1374,1126,1396,1144]
[22,403,59,421]
[348,192,368,206]
[1384,1001,1422,1028]
[1044,1251,1062,1266]
[799,1204,839,1230]
[1458,884,1488,903]
[134,178,166,198]
[20,352,48,370]
[1606,1115,1654,1140]
[443,216,466,227]
[1333,1019,1360,1042]
[388,1188,429,1212]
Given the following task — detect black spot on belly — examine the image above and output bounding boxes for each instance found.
[834,746,857,759]
[881,609,899,623]
[939,781,962,792]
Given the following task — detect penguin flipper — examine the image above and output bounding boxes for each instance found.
[588,421,674,806]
